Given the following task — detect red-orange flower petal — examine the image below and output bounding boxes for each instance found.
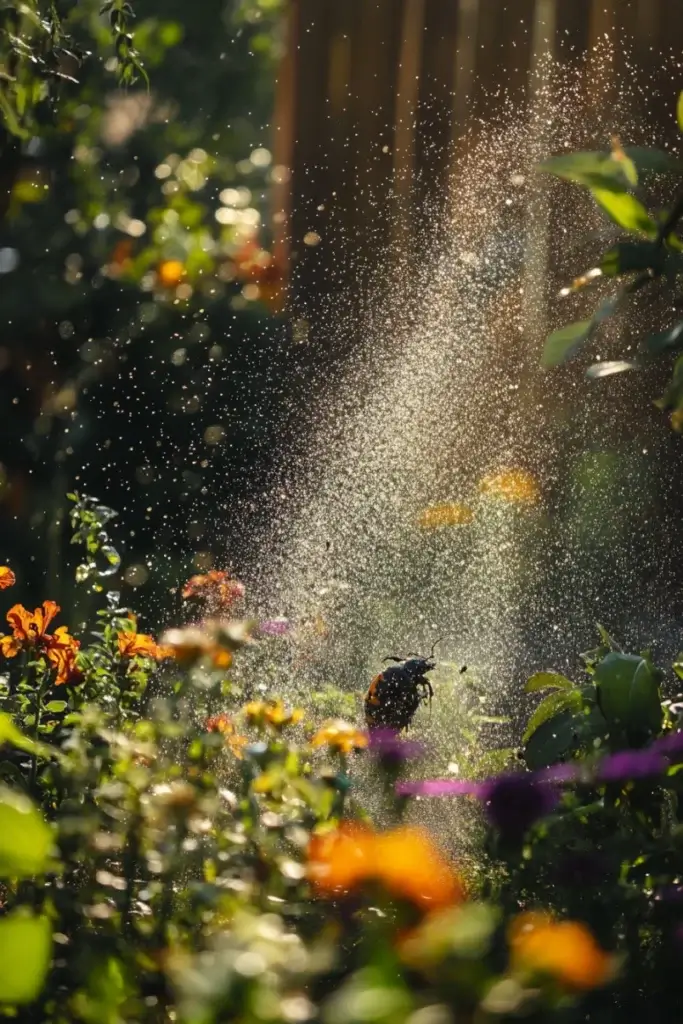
[0,567,15,590]
[307,823,375,896]
[117,631,167,661]
[0,634,21,658]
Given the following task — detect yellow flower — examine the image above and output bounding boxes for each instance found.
[478,468,540,505]
[311,720,369,754]
[416,502,474,530]
[0,567,15,590]
[244,699,304,730]
[508,912,615,991]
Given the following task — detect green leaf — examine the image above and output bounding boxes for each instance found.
[522,711,581,771]
[525,672,575,693]
[44,701,67,713]
[678,91,683,133]
[644,322,683,355]
[523,689,583,744]
[623,146,683,176]
[595,653,663,740]
[601,241,665,277]
[543,295,619,368]
[543,320,592,367]
[592,188,657,237]
[0,787,51,877]
[537,151,632,192]
[0,712,46,757]
[0,913,52,1004]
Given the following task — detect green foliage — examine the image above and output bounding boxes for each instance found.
[594,652,663,742]
[539,101,683,429]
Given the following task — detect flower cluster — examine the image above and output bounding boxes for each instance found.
[206,713,248,759]
[311,719,368,754]
[307,821,465,913]
[509,912,615,991]
[181,570,245,614]
[0,599,81,685]
[478,468,541,505]
[416,502,474,530]
[244,699,304,731]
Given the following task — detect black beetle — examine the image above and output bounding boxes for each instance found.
[364,639,465,732]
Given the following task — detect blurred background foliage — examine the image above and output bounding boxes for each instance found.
[0,0,286,625]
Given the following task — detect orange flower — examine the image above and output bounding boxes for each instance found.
[307,822,465,912]
[478,468,540,505]
[417,503,475,530]
[206,713,248,758]
[374,828,466,912]
[0,602,81,684]
[509,912,615,990]
[182,571,245,613]
[0,567,15,590]
[311,720,369,754]
[117,631,169,661]
[161,626,233,669]
[158,259,185,288]
[308,823,375,896]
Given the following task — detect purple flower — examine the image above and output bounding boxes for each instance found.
[396,778,484,798]
[480,773,561,840]
[597,749,667,783]
[369,728,425,763]
[652,730,683,762]
[258,618,291,637]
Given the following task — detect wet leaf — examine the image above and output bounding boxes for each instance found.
[600,241,665,277]
[595,653,663,740]
[525,672,575,693]
[537,151,632,192]
[523,689,584,744]
[0,914,52,1004]
[0,787,52,877]
[644,322,683,355]
[543,296,620,367]
[591,189,657,237]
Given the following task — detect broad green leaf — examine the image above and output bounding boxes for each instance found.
[0,713,42,756]
[543,320,592,367]
[601,241,665,277]
[543,295,619,368]
[597,623,622,651]
[592,188,657,237]
[537,151,632,192]
[523,706,608,770]
[522,711,581,771]
[623,146,683,176]
[44,701,67,713]
[678,91,683,133]
[674,654,683,682]
[595,653,663,739]
[525,672,575,693]
[0,787,51,877]
[644,322,683,355]
[0,913,51,1004]
[523,689,583,744]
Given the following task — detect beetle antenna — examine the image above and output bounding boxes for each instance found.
[428,636,453,660]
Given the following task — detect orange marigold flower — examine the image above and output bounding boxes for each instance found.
[46,643,82,686]
[158,259,185,288]
[307,822,465,912]
[509,912,615,990]
[417,502,474,530]
[478,468,540,505]
[311,720,369,754]
[181,570,245,613]
[0,567,15,590]
[308,823,375,895]
[117,631,169,661]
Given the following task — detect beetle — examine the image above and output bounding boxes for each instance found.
[364,639,466,732]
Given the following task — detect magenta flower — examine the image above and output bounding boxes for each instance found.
[369,728,424,763]
[597,749,667,782]
[258,619,291,637]
[397,778,483,797]
[480,773,561,839]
